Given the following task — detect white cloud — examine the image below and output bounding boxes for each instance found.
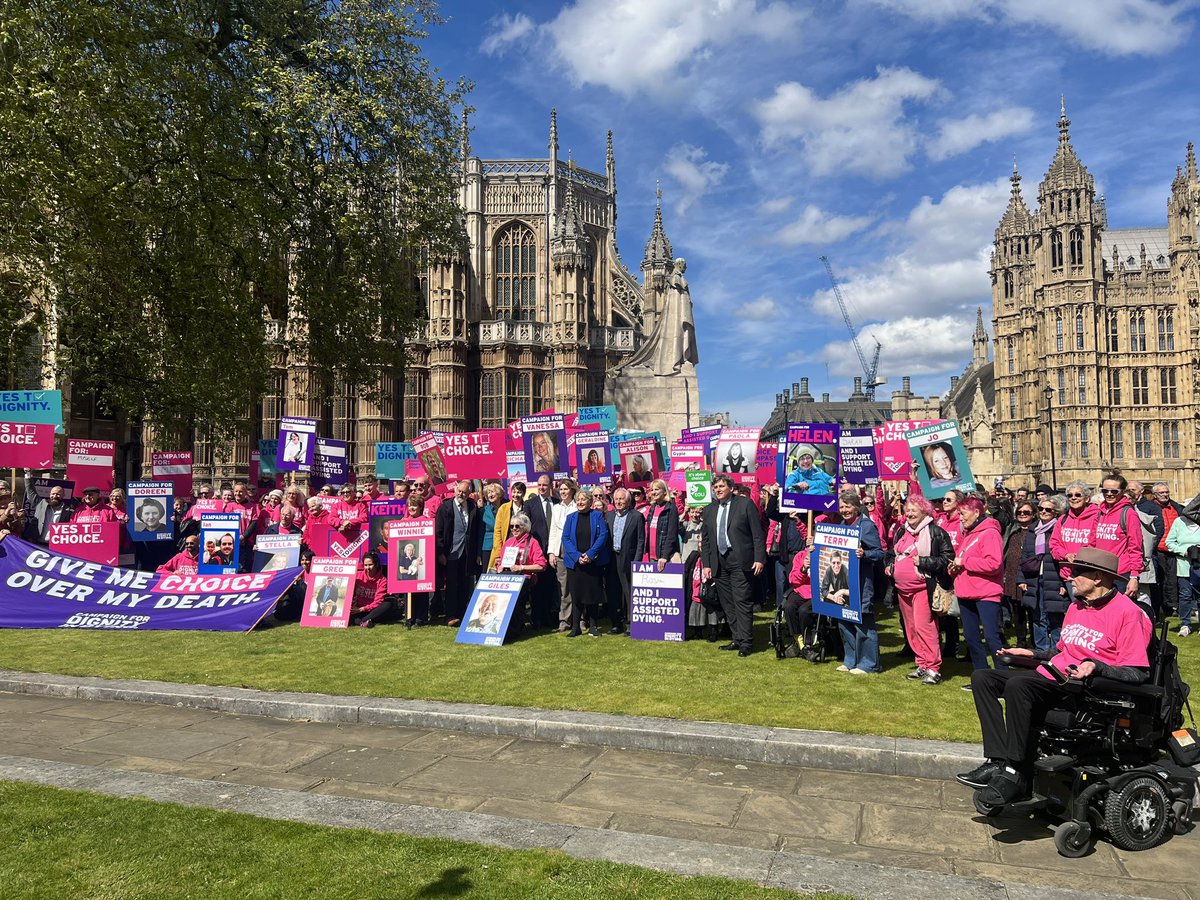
[862,0,1193,55]
[807,178,1009,333]
[927,107,1036,160]
[664,144,729,214]
[480,12,535,55]
[819,315,978,379]
[774,205,874,246]
[738,296,782,320]
[536,0,806,95]
[759,196,795,215]
[754,67,942,177]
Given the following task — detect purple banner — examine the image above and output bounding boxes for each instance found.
[629,562,685,642]
[0,535,300,631]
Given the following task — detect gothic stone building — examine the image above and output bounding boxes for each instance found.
[153,111,680,486]
[991,107,1200,490]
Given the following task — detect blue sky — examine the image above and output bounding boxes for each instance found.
[420,0,1200,428]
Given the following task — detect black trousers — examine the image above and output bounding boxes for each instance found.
[972,667,1066,771]
[350,597,397,626]
[782,591,814,640]
[715,558,754,649]
[444,556,472,619]
[1156,551,1177,614]
[603,560,631,628]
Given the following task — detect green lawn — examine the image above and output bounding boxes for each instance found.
[0,781,820,900]
[1,609,1195,744]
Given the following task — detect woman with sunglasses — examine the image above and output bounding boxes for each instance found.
[1091,473,1145,597]
[1049,480,1100,593]
[1019,493,1068,651]
[1002,500,1038,648]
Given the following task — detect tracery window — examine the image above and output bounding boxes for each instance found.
[494,224,537,321]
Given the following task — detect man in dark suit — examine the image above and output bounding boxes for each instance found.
[435,479,483,626]
[605,487,646,634]
[701,474,764,656]
[524,474,557,628]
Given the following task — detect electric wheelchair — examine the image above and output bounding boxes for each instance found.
[972,617,1199,857]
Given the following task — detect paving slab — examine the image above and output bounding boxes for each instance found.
[290,746,443,785]
[310,778,485,811]
[402,730,515,759]
[796,768,944,810]
[266,721,432,749]
[989,815,1126,876]
[66,726,238,761]
[105,755,234,780]
[860,801,997,860]
[489,738,603,769]
[587,747,701,779]
[562,772,747,827]
[0,738,119,768]
[475,797,615,829]
[687,758,802,794]
[105,705,228,728]
[735,792,862,843]
[777,833,955,874]
[953,859,1191,900]
[216,768,327,792]
[187,736,339,772]
[401,756,587,803]
[607,812,781,850]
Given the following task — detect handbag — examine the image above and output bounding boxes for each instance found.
[931,582,959,617]
[698,578,722,613]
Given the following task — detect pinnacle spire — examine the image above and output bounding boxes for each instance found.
[460,108,471,160]
[549,108,558,154]
[974,307,987,340]
[1188,141,1198,183]
[552,166,589,263]
[1058,95,1071,146]
[642,185,673,269]
[1040,99,1091,195]
[998,157,1033,235]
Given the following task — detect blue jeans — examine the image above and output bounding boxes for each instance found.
[838,613,881,672]
[1029,581,1055,654]
[959,599,1006,671]
[1179,574,1196,626]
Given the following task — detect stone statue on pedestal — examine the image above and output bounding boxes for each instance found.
[618,258,698,376]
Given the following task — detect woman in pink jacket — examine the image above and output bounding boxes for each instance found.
[949,495,1005,675]
[349,551,392,628]
[1092,473,1144,596]
[1049,479,1100,588]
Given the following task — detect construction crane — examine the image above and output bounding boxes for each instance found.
[819,255,884,401]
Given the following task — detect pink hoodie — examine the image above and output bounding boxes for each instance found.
[1091,497,1144,578]
[1049,503,1100,578]
[936,511,962,550]
[952,516,1003,602]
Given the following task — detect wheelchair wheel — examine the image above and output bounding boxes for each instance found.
[1104,776,1170,851]
[1054,820,1091,858]
[973,792,1003,817]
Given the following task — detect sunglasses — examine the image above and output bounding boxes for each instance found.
[1067,493,1085,499]
[1101,489,1122,495]
[1039,506,1056,513]
[1016,510,1033,516]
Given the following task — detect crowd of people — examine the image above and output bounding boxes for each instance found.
[9,468,1197,666]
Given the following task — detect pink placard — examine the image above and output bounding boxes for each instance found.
[441,430,506,480]
[151,451,193,498]
[66,439,116,492]
[755,444,779,485]
[300,557,357,628]
[49,521,119,566]
[872,420,937,479]
[412,432,449,485]
[386,519,436,593]
[0,422,54,468]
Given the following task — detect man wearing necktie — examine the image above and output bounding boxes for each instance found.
[701,474,765,656]
[435,480,482,626]
[524,474,557,628]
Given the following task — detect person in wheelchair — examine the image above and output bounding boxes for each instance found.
[957,547,1153,805]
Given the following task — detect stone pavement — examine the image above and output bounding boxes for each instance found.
[0,688,1197,899]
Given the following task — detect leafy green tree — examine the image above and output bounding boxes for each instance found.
[0,0,468,440]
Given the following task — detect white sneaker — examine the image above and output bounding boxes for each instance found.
[836,664,850,672]
[849,668,869,675]
[1180,625,1191,637]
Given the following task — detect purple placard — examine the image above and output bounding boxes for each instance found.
[0,535,299,631]
[277,416,317,472]
[629,562,686,642]
[838,427,880,485]
[780,423,840,514]
[310,438,349,492]
[679,424,722,455]
[521,413,568,479]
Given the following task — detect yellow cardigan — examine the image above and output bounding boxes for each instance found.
[487,500,525,571]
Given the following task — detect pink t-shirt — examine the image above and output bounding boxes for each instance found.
[890,528,927,594]
[1042,592,1151,681]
